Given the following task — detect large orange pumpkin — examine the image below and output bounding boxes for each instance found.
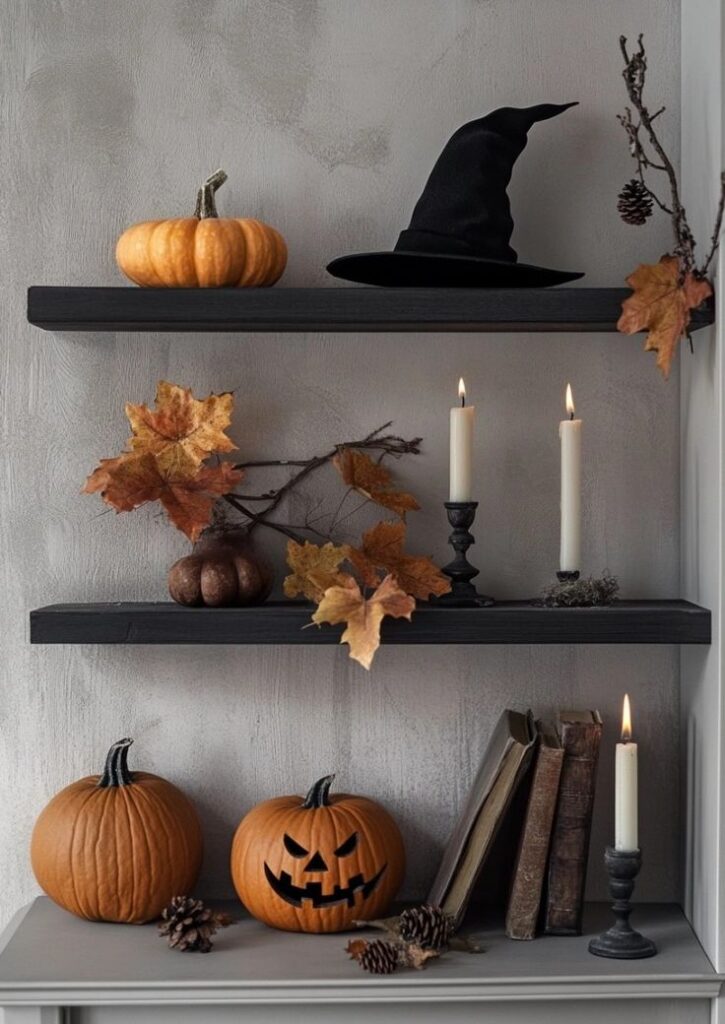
[231,775,405,933]
[30,738,203,924]
[116,169,287,288]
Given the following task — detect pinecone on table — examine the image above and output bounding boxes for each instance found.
[347,938,400,974]
[617,179,654,225]
[397,904,454,951]
[157,896,232,953]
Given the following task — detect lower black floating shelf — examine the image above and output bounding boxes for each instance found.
[29,600,711,645]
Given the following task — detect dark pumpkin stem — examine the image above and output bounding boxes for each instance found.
[193,169,228,219]
[302,774,335,808]
[98,738,134,788]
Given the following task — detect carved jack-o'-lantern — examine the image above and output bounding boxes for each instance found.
[230,775,405,933]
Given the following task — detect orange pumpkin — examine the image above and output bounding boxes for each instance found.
[30,739,203,924]
[231,775,405,933]
[116,169,287,288]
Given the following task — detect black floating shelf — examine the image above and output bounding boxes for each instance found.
[27,286,716,334]
[30,600,711,646]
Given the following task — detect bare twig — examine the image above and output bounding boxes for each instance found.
[618,35,725,279]
[701,171,725,276]
[619,34,695,269]
[223,423,422,543]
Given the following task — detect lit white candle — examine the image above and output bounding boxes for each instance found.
[559,383,582,572]
[615,694,638,851]
[450,377,475,501]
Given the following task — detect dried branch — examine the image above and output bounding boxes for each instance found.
[701,171,725,276]
[223,423,422,542]
[618,34,725,279]
[619,34,694,269]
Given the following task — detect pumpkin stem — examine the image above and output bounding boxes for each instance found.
[194,169,228,219]
[98,738,134,788]
[302,774,335,808]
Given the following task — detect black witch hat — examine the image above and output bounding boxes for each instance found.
[327,102,583,288]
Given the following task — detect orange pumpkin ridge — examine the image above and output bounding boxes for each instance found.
[30,738,203,924]
[231,774,405,934]
[116,170,287,289]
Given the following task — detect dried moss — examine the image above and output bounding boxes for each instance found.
[541,573,620,608]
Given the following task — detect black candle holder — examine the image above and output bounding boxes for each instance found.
[588,847,657,959]
[557,569,580,583]
[436,501,494,607]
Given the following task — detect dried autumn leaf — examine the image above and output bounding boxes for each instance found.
[400,944,440,970]
[312,573,415,670]
[126,381,237,470]
[618,255,712,379]
[284,540,350,602]
[333,449,420,519]
[84,449,242,541]
[345,938,369,961]
[349,520,451,601]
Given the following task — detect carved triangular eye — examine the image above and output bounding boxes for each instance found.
[283,833,309,858]
[334,832,358,857]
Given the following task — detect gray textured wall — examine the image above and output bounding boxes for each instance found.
[0,0,681,928]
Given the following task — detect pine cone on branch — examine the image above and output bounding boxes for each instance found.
[157,896,233,953]
[617,179,654,225]
[397,904,454,951]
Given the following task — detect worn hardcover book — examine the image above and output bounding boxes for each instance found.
[543,710,603,936]
[427,709,536,928]
[505,721,564,940]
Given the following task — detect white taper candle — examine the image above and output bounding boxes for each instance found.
[615,694,638,851]
[559,383,582,572]
[450,377,475,502]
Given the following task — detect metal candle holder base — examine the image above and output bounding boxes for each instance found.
[557,570,580,583]
[588,847,657,959]
[436,501,494,607]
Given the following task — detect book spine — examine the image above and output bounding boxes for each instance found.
[543,722,602,936]
[505,745,564,940]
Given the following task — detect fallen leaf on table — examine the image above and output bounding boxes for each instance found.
[333,449,420,519]
[84,449,242,541]
[345,939,369,961]
[618,255,712,379]
[284,540,351,602]
[312,573,415,669]
[125,381,237,470]
[348,520,451,600]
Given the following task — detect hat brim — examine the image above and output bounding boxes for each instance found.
[326,251,584,288]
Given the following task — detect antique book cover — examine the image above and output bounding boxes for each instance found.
[428,709,535,928]
[505,721,564,940]
[543,710,603,936]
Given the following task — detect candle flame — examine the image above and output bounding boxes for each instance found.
[565,383,575,417]
[621,693,632,742]
[458,377,466,401]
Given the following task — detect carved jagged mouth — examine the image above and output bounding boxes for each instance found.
[263,863,387,908]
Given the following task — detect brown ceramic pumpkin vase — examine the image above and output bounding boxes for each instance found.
[168,528,273,607]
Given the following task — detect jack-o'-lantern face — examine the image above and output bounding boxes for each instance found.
[231,775,406,933]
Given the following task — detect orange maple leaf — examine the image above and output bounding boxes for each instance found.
[348,520,451,600]
[84,450,242,541]
[333,449,420,518]
[126,381,237,471]
[618,255,712,379]
[312,573,415,669]
[283,540,350,602]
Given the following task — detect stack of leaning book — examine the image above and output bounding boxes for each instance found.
[428,708,603,939]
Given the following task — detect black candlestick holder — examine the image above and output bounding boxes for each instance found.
[557,569,580,583]
[588,847,657,959]
[436,501,494,607]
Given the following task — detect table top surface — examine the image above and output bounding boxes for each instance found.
[0,899,720,1005]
